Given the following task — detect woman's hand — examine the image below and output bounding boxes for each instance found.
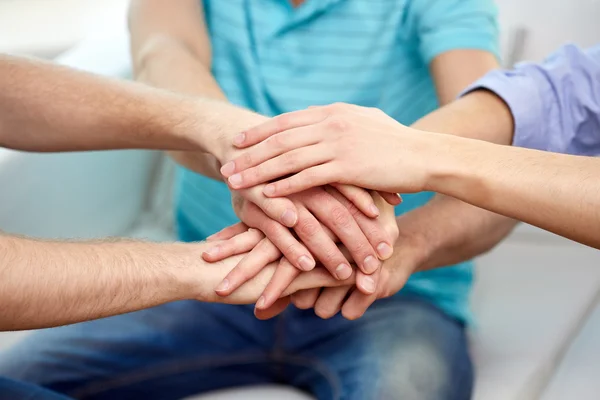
[221,103,440,196]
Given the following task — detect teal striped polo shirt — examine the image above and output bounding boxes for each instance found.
[176,0,499,322]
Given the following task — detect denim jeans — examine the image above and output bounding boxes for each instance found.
[0,295,472,400]
[0,376,71,399]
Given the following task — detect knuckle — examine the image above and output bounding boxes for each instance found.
[297,219,319,237]
[240,152,253,168]
[325,116,349,133]
[275,114,293,131]
[330,206,352,228]
[283,151,298,166]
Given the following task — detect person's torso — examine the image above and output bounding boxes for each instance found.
[177,0,473,321]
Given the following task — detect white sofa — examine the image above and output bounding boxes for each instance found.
[1,28,600,400]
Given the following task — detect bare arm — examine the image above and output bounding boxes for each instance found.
[128,0,264,178]
[0,235,349,331]
[426,98,600,249]
[0,54,207,153]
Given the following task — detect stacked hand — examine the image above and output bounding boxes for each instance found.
[204,103,434,319]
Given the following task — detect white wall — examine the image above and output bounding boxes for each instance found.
[497,0,600,63]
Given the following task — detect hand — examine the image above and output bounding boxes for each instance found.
[220,103,441,196]
[282,195,399,320]
[254,232,425,321]
[196,247,356,306]
[205,188,396,297]
[206,111,390,226]
[206,193,399,311]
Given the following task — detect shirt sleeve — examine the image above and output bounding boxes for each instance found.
[407,0,500,64]
[461,44,600,155]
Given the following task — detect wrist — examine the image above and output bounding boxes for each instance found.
[202,103,270,163]
[421,133,479,196]
[140,241,212,302]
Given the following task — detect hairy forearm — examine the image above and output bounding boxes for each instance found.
[0,233,347,331]
[406,90,518,269]
[0,55,202,153]
[0,236,196,330]
[131,31,265,177]
[431,137,600,248]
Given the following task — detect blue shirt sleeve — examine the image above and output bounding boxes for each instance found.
[462,44,600,156]
[407,0,500,64]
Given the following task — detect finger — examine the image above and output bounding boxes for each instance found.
[238,185,299,228]
[232,108,328,148]
[254,297,291,320]
[379,191,403,206]
[227,145,330,190]
[291,288,321,310]
[302,188,380,275]
[206,222,249,242]
[223,126,320,178]
[325,187,394,261]
[314,286,352,319]
[262,165,338,198]
[243,201,316,271]
[215,238,281,296]
[332,183,379,218]
[341,287,378,321]
[202,228,264,262]
[355,265,380,295]
[256,258,301,310]
[293,205,353,279]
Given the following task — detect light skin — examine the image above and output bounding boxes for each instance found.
[0,236,355,331]
[129,0,513,319]
[128,0,399,299]
[223,89,600,250]
[0,55,357,331]
[219,91,519,319]
[249,49,505,318]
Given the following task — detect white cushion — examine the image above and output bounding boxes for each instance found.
[540,300,600,400]
[471,232,600,400]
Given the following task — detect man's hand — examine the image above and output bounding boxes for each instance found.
[220,103,441,196]
[205,189,397,298]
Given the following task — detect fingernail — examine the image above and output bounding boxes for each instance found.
[363,255,380,274]
[228,174,243,187]
[336,264,352,280]
[369,204,380,217]
[263,185,275,196]
[377,242,393,259]
[233,132,246,146]
[215,279,230,292]
[220,161,235,177]
[281,209,297,227]
[362,276,376,294]
[204,245,220,257]
[298,255,315,271]
[256,296,266,309]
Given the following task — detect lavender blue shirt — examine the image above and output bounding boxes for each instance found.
[464,44,600,156]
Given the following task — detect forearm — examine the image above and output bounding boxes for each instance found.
[129,13,265,176]
[0,233,347,331]
[0,236,196,331]
[406,90,517,269]
[430,137,600,248]
[0,55,201,153]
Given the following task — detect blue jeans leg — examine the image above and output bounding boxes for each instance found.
[282,295,473,400]
[0,297,471,400]
[0,302,278,400]
[0,376,72,400]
